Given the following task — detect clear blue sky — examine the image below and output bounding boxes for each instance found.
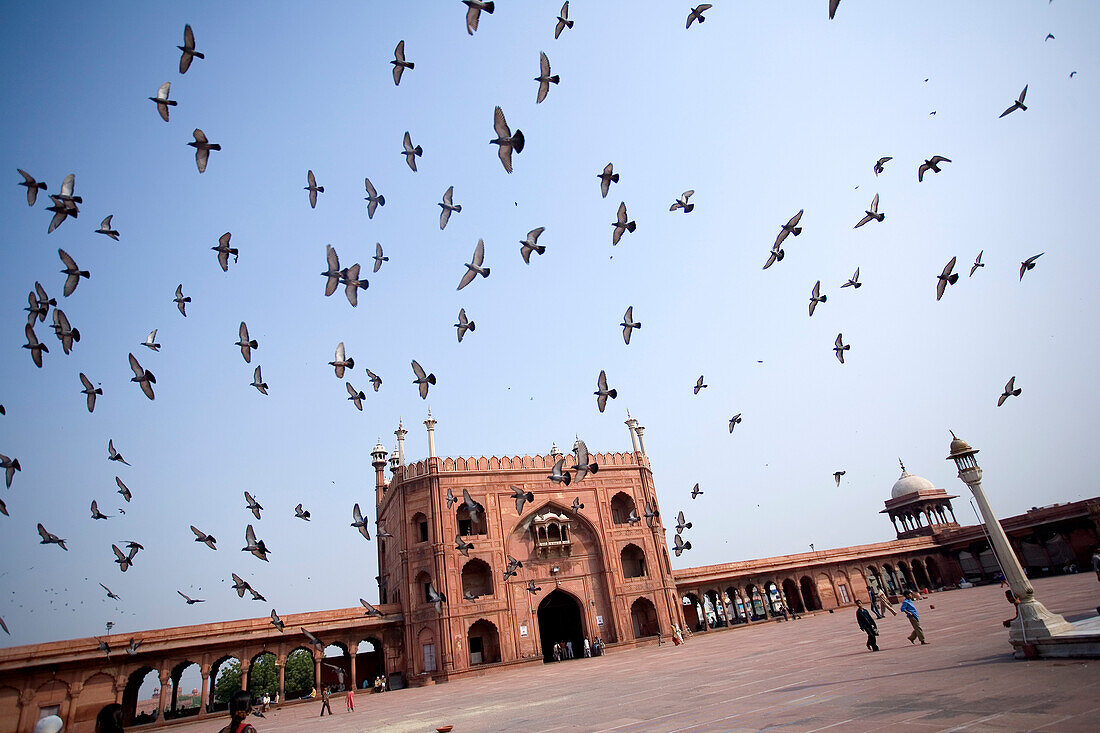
[2,1,1098,650]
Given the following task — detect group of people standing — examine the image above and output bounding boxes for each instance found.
[550,637,603,661]
[855,588,927,652]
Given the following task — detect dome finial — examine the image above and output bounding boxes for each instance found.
[898,457,907,474]
[950,429,958,440]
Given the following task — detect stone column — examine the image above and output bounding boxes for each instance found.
[64,680,83,731]
[240,660,250,691]
[348,643,358,690]
[424,409,437,459]
[198,666,210,718]
[395,420,407,465]
[634,425,647,455]
[170,666,181,713]
[625,413,640,453]
[276,656,285,704]
[156,669,170,726]
[314,655,322,692]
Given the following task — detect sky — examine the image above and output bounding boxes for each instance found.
[1,1,1098,652]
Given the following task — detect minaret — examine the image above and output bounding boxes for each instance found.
[424,408,437,459]
[625,410,641,453]
[550,442,562,461]
[395,419,407,466]
[634,422,648,455]
[371,438,388,494]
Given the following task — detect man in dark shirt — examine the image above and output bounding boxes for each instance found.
[855,599,879,651]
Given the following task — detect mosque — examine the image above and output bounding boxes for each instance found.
[1,414,1097,732]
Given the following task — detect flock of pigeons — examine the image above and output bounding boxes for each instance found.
[0,2,1070,644]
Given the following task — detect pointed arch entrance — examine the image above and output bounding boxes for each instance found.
[538,589,584,662]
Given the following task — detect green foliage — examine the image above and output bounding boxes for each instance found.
[248,654,278,696]
[284,649,315,698]
[213,660,241,703]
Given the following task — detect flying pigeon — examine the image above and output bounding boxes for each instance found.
[251,366,268,395]
[775,209,804,250]
[128,353,156,400]
[626,509,641,525]
[365,368,382,392]
[686,4,712,28]
[360,598,384,617]
[212,232,237,271]
[535,51,559,103]
[548,457,571,486]
[693,376,707,395]
[620,306,641,344]
[245,492,263,520]
[842,267,862,289]
[936,257,959,300]
[304,170,324,208]
[458,239,490,290]
[672,534,692,557]
[188,129,221,173]
[126,638,143,655]
[427,582,447,613]
[96,215,120,240]
[231,573,253,597]
[670,190,695,213]
[391,40,414,85]
[463,590,481,601]
[53,309,80,354]
[351,503,371,540]
[116,477,131,502]
[1019,253,1043,280]
[38,524,68,550]
[509,485,535,514]
[173,284,191,316]
[141,329,160,352]
[364,178,385,218]
[177,590,204,605]
[341,263,368,306]
[301,628,325,651]
[504,555,523,576]
[491,106,524,173]
[729,413,744,433]
[446,488,458,508]
[526,580,541,594]
[456,534,474,556]
[595,370,617,412]
[834,333,850,364]
[270,610,285,632]
[999,85,1028,118]
[555,2,573,38]
[691,483,703,499]
[917,156,951,182]
[121,540,144,553]
[90,500,110,520]
[26,282,54,324]
[373,243,388,272]
[329,342,354,378]
[834,471,846,487]
[829,0,841,19]
[191,525,217,550]
[809,281,827,316]
[58,249,89,297]
[1,455,21,489]
[22,324,47,367]
[598,163,619,198]
[46,195,77,234]
[571,497,584,512]
[455,308,476,342]
[463,490,483,520]
[16,169,47,206]
[998,376,1022,407]
[243,524,271,561]
[463,0,495,35]
[346,382,366,411]
[112,544,133,569]
[854,194,884,228]
[402,131,422,171]
[236,322,257,363]
[178,24,204,73]
[411,360,436,399]
[148,82,176,122]
[247,586,266,602]
[643,501,660,525]
[438,185,462,229]
[970,251,984,277]
[572,439,599,483]
[100,584,121,601]
[611,202,636,244]
[519,227,546,263]
[108,439,130,466]
[97,639,111,656]
[873,156,892,176]
[675,511,692,533]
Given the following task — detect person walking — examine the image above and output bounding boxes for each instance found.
[565,639,574,659]
[855,599,879,651]
[1091,548,1100,582]
[673,624,684,645]
[219,690,258,733]
[319,686,333,716]
[583,637,591,657]
[901,592,927,645]
[874,587,898,617]
[345,686,355,712]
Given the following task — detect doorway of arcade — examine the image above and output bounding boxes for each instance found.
[538,589,585,662]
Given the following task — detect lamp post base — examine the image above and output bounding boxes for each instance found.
[1008,602,1100,660]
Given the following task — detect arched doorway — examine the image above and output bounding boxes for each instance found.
[167,660,202,719]
[782,579,804,613]
[467,619,501,665]
[123,666,158,725]
[538,589,584,662]
[283,648,315,700]
[322,643,350,691]
[924,556,944,586]
[630,597,660,638]
[682,593,703,631]
[799,576,821,611]
[354,638,384,690]
[911,559,931,589]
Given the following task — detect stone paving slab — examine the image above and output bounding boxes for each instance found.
[162,574,1100,732]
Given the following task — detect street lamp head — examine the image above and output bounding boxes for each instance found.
[946,430,981,480]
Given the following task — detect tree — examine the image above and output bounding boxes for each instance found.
[213,660,241,704]
[248,655,278,697]
[284,649,315,699]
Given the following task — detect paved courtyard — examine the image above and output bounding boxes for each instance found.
[167,574,1100,732]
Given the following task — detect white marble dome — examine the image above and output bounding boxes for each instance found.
[891,463,935,499]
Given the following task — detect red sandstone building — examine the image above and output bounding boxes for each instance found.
[1,416,1097,732]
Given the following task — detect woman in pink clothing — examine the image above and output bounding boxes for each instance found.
[345,686,355,712]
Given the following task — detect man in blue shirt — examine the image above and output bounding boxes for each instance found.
[901,592,927,644]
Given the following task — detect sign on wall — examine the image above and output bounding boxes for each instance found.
[596,615,604,626]
[519,625,528,637]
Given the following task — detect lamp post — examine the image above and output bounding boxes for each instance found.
[946,432,1072,644]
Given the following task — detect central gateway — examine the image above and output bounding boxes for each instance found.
[538,590,585,662]
[372,415,684,683]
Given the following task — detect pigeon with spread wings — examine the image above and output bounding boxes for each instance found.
[458,239,490,290]
[490,106,524,173]
[520,227,546,263]
[188,129,220,173]
[245,492,263,520]
[80,373,101,412]
[352,503,371,540]
[611,202,636,244]
[148,82,176,122]
[535,51,559,103]
[411,360,436,399]
[594,370,617,412]
[330,342,354,378]
[438,185,462,230]
[191,525,217,550]
[243,524,271,561]
[304,170,324,208]
[392,40,414,85]
[212,232,237,271]
[620,306,640,344]
[128,353,156,400]
[16,169,47,206]
[401,132,422,171]
[364,178,385,218]
[555,2,573,38]
[572,439,599,483]
[463,1,495,35]
[936,257,959,301]
[178,24,203,73]
[999,85,1028,118]
[58,249,89,297]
